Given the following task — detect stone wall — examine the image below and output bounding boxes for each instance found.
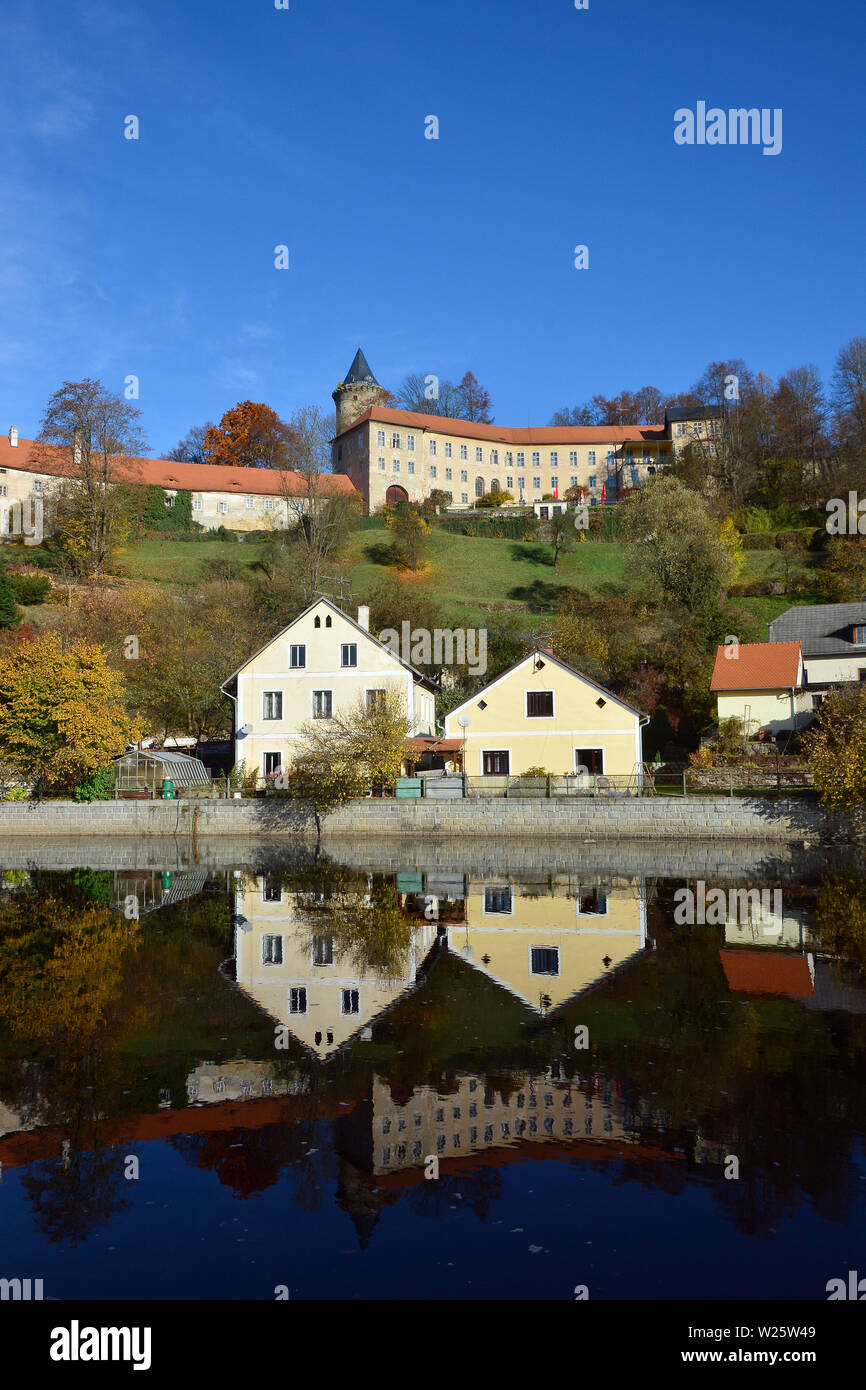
[0,794,850,843]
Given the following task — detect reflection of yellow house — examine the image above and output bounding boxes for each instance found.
[444,876,646,1011]
[443,649,647,779]
[232,875,438,1058]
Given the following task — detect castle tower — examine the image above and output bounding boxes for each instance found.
[333,348,386,435]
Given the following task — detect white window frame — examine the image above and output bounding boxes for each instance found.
[289,643,306,669]
[529,945,560,976]
[341,643,358,668]
[312,689,333,719]
[262,690,283,720]
[525,689,555,718]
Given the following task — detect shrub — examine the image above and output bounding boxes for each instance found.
[5,786,27,801]
[72,767,115,802]
[7,572,52,605]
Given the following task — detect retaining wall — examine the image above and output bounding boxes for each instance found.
[0,795,851,843]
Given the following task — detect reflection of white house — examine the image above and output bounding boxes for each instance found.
[232,874,438,1058]
[222,597,437,783]
[769,603,866,692]
[442,875,646,1012]
[710,640,810,735]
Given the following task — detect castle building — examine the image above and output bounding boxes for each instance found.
[331,349,721,512]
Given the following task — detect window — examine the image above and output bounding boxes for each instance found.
[506,475,513,489]
[533,476,540,489]
[289,987,307,1014]
[192,497,202,510]
[569,450,578,466]
[262,935,283,965]
[264,498,274,511]
[461,492,468,504]
[262,880,282,902]
[377,429,386,446]
[526,690,554,717]
[342,988,360,1015]
[475,447,483,462]
[532,451,540,466]
[407,434,415,450]
[429,440,437,456]
[491,449,498,466]
[483,750,510,775]
[484,886,512,914]
[378,457,386,471]
[505,451,513,466]
[460,444,468,460]
[577,888,608,915]
[312,690,333,719]
[429,465,437,479]
[858,669,866,682]
[366,689,386,713]
[587,450,596,467]
[313,936,334,966]
[165,494,176,508]
[575,748,604,774]
[551,476,558,490]
[218,501,228,514]
[245,496,254,510]
[475,476,484,497]
[517,476,525,491]
[290,643,305,668]
[263,691,283,720]
[263,751,282,777]
[408,460,414,474]
[460,469,468,482]
[570,475,578,488]
[531,947,560,975]
[391,432,401,448]
[852,625,866,645]
[393,460,400,473]
[550,451,558,466]
[0,486,7,498]
[676,421,685,436]
[517,451,525,466]
[444,442,452,458]
[606,450,615,467]
[589,475,597,489]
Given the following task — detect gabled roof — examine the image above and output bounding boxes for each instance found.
[221,596,435,693]
[664,405,723,424]
[0,435,357,498]
[719,949,814,997]
[710,641,803,692]
[342,347,379,386]
[444,648,648,724]
[768,603,866,657]
[335,404,667,446]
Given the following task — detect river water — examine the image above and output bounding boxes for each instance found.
[1,839,864,1301]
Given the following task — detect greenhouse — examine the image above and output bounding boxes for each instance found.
[113,750,211,798]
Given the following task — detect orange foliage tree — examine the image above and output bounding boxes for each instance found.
[203,401,294,469]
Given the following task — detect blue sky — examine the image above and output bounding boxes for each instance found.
[1,0,864,454]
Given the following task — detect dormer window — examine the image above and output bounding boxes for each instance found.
[853,624,866,645]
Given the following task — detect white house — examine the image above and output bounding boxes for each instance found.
[221,598,437,781]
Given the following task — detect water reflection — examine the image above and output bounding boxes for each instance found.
[0,852,864,1296]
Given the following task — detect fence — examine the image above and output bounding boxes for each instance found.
[395,772,651,800]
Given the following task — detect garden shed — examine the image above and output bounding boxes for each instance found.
[113,750,211,798]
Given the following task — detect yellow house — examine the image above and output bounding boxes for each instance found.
[443,648,647,780]
[221,598,437,781]
[710,640,810,736]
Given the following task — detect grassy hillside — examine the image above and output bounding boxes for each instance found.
[106,521,813,629]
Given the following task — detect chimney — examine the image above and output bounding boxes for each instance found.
[357,604,370,632]
[8,426,18,447]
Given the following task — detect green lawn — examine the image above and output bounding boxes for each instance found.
[105,522,823,632]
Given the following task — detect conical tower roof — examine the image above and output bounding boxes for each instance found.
[343,347,379,386]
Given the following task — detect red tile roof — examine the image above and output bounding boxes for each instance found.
[336,404,668,446]
[719,950,814,997]
[710,641,803,692]
[0,435,357,498]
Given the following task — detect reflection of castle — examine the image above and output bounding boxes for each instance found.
[232,875,439,1058]
[441,876,647,1012]
[369,1071,629,1176]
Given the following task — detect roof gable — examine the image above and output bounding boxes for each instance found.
[444,649,645,723]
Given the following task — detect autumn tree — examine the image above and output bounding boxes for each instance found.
[387,505,430,570]
[281,404,360,599]
[397,370,494,422]
[549,592,611,682]
[203,400,294,469]
[31,378,146,578]
[805,686,866,813]
[620,477,738,622]
[0,633,141,794]
[831,335,866,455]
[548,509,576,568]
[455,371,494,423]
[296,689,411,794]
